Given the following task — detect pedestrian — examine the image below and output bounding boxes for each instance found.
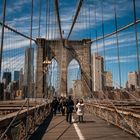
[57,96,61,112]
[51,97,59,116]
[60,97,66,116]
[65,95,74,124]
[75,99,79,111]
[76,99,85,123]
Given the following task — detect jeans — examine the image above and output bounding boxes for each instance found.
[78,115,83,122]
[66,112,72,123]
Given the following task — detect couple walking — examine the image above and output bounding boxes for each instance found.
[65,96,85,124]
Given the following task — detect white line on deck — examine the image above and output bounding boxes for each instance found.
[72,117,85,140]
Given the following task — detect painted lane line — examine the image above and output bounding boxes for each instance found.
[72,117,85,140]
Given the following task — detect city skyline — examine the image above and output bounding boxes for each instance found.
[0,0,140,90]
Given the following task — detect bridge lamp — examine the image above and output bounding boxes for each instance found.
[43,57,52,65]
[42,58,52,73]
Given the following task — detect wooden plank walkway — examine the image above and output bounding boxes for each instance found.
[30,112,139,140]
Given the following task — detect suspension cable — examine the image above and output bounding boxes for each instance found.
[67,0,84,40]
[101,0,106,70]
[114,0,122,88]
[54,0,64,46]
[94,1,98,54]
[81,59,140,137]
[38,0,42,37]
[0,22,36,42]
[87,19,140,44]
[26,0,34,139]
[133,0,140,86]
[0,0,6,79]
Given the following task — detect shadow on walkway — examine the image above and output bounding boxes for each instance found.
[29,112,53,140]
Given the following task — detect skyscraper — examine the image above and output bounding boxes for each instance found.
[91,53,104,91]
[19,68,24,90]
[24,47,34,97]
[14,71,20,81]
[73,80,82,98]
[2,72,12,87]
[128,71,139,89]
[103,71,113,88]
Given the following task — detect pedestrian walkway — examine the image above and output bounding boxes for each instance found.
[30,112,138,140]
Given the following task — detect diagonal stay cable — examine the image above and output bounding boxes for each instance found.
[86,19,140,44]
[67,0,84,40]
[0,99,28,140]
[54,0,64,47]
[0,22,36,42]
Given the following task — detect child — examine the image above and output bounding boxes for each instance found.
[76,99,85,123]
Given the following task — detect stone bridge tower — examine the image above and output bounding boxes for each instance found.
[36,38,92,98]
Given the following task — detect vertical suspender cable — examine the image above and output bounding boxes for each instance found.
[101,0,106,91]
[26,0,33,139]
[48,0,50,39]
[114,1,122,88]
[46,0,48,38]
[88,1,91,38]
[88,1,92,94]
[133,0,140,86]
[29,0,33,97]
[101,0,106,70]
[44,0,48,97]
[94,1,98,54]
[94,0,100,91]
[0,0,6,80]
[38,0,42,37]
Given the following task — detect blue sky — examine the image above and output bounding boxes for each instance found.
[0,0,140,89]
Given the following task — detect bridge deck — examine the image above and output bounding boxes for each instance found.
[30,112,138,140]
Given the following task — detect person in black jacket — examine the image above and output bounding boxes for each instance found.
[51,97,59,116]
[65,95,74,124]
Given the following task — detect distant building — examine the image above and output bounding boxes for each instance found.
[103,71,113,89]
[24,47,34,97]
[2,72,12,87]
[125,81,129,89]
[0,82,4,100]
[73,80,82,98]
[24,48,34,85]
[19,68,24,90]
[91,53,104,91]
[69,88,73,95]
[128,71,139,89]
[14,71,20,81]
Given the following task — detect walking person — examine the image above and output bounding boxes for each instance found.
[65,96,74,124]
[76,99,85,123]
[60,97,66,116]
[75,99,79,112]
[51,97,59,116]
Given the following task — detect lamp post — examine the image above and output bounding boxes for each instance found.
[43,57,52,99]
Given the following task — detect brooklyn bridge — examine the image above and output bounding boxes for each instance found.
[0,0,140,139]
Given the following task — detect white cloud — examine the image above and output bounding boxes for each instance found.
[91,31,139,53]
[105,54,137,64]
[3,38,31,51]
[6,0,31,15]
[2,54,25,71]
